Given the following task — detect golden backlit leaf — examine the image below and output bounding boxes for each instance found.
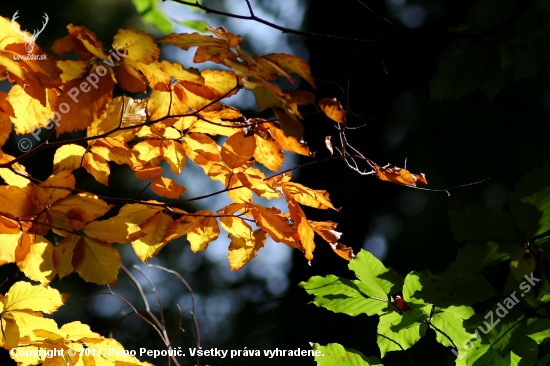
[282,182,336,210]
[267,122,311,156]
[113,29,159,64]
[135,165,164,180]
[83,152,110,186]
[2,281,64,313]
[253,133,284,171]
[131,213,173,262]
[72,237,120,285]
[0,151,30,188]
[83,217,141,243]
[319,98,346,123]
[187,211,220,252]
[51,193,112,226]
[56,60,87,83]
[220,130,256,169]
[261,53,316,88]
[163,140,186,174]
[9,84,54,134]
[37,171,75,207]
[228,228,268,271]
[117,203,164,225]
[17,238,56,284]
[53,144,87,173]
[0,185,35,219]
[0,233,21,266]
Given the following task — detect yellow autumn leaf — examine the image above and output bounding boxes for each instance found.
[2,281,65,313]
[163,140,186,174]
[162,216,196,243]
[0,185,35,219]
[187,211,220,252]
[127,60,171,91]
[0,232,22,265]
[220,130,256,169]
[56,59,87,83]
[53,144,87,173]
[83,151,110,185]
[151,176,186,199]
[202,69,239,98]
[52,234,79,279]
[228,229,268,271]
[319,97,346,123]
[8,84,54,134]
[113,28,159,64]
[182,132,221,173]
[131,212,173,262]
[17,237,57,284]
[37,171,75,207]
[117,203,164,225]
[83,217,141,243]
[267,122,311,156]
[72,237,121,285]
[0,151,30,188]
[51,193,113,229]
[253,133,284,171]
[262,53,316,89]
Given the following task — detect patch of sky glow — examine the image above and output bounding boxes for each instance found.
[385,0,427,29]
[483,182,508,208]
[363,234,388,260]
[399,190,427,216]
[362,214,404,260]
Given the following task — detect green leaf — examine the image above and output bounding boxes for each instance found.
[377,310,427,356]
[431,309,476,348]
[142,8,173,35]
[430,41,499,100]
[132,0,173,35]
[405,271,494,307]
[312,343,382,366]
[299,275,388,316]
[449,0,522,35]
[509,163,550,240]
[449,241,520,273]
[526,318,550,344]
[176,20,210,33]
[449,207,517,242]
[348,250,403,300]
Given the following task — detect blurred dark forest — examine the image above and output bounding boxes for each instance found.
[1,0,549,365]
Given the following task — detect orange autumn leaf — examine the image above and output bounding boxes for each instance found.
[319,97,346,123]
[282,182,337,210]
[374,164,428,187]
[151,176,186,199]
[220,130,256,169]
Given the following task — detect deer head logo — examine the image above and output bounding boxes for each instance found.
[11,11,49,54]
